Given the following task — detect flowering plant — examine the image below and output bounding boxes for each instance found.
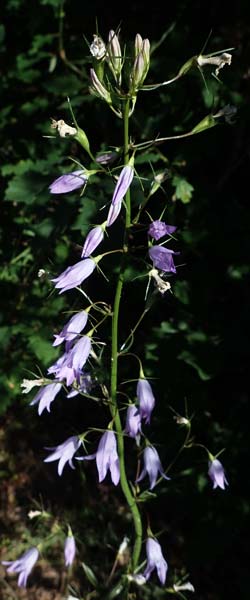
[2,23,232,597]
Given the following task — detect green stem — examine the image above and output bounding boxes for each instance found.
[110,97,142,571]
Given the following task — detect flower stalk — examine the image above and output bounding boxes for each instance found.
[110,97,142,571]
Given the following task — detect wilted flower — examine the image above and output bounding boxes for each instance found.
[208,458,229,490]
[44,435,82,476]
[173,582,195,592]
[149,245,177,274]
[148,220,177,241]
[51,257,97,293]
[137,378,155,424]
[51,119,77,137]
[125,404,142,439]
[21,377,44,394]
[136,445,170,490]
[64,534,76,567]
[30,382,62,415]
[78,430,120,485]
[53,310,89,347]
[149,268,171,295]
[90,34,106,60]
[111,163,134,206]
[81,225,105,258]
[2,547,39,588]
[49,170,87,194]
[197,52,232,76]
[144,538,168,585]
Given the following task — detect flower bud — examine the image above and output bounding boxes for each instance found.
[130,38,150,92]
[90,68,112,104]
[107,30,122,83]
[134,33,143,56]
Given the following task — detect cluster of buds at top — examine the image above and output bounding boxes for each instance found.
[130,33,150,93]
[89,30,150,106]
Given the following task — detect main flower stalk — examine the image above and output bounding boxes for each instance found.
[110,98,142,571]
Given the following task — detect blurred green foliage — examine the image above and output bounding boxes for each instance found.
[1,0,250,598]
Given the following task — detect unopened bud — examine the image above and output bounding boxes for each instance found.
[90,68,112,104]
[74,127,91,154]
[130,37,150,91]
[135,33,143,56]
[107,30,122,83]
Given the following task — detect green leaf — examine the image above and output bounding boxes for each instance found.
[81,562,98,587]
[172,175,194,204]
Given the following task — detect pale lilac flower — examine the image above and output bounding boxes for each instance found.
[67,335,92,372]
[30,382,62,415]
[137,379,155,424]
[136,446,170,490]
[95,430,120,485]
[2,547,39,588]
[78,430,120,485]
[53,311,89,347]
[64,535,76,567]
[148,220,177,241]
[47,351,76,386]
[51,258,96,293]
[125,405,142,438]
[49,170,87,194]
[111,165,134,206]
[208,458,229,490]
[95,151,118,165]
[81,225,104,257]
[149,245,177,273]
[44,435,81,476]
[144,538,168,585]
[67,373,92,398]
[106,199,122,227]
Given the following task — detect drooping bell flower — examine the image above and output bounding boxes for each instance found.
[125,404,142,439]
[148,245,177,274]
[78,430,120,486]
[30,382,62,415]
[51,257,98,294]
[136,445,170,490]
[44,435,82,476]
[148,220,177,241]
[49,170,87,194]
[137,378,155,424]
[208,458,229,490]
[53,310,89,346]
[2,547,39,588]
[144,537,168,585]
[81,225,105,258]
